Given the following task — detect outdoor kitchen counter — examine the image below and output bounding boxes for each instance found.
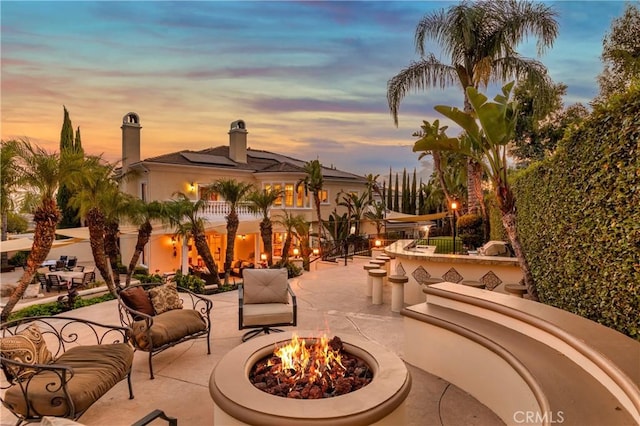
[384,240,523,305]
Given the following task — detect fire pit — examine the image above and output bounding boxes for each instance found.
[210,330,412,425]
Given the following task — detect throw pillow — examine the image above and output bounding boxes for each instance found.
[148,283,183,315]
[243,268,289,304]
[0,323,53,381]
[120,286,155,317]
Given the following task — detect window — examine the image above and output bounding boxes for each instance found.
[296,185,306,207]
[140,182,148,202]
[319,190,329,204]
[199,187,219,201]
[265,183,283,206]
[284,184,294,207]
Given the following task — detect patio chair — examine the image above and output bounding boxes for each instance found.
[48,275,69,293]
[35,273,48,290]
[65,257,77,270]
[238,268,297,342]
[71,271,94,289]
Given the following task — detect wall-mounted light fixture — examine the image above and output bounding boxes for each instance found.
[238,234,246,240]
[189,182,196,193]
[293,248,300,258]
[260,253,267,261]
[312,248,320,256]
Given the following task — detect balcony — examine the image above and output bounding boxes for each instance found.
[200,201,259,221]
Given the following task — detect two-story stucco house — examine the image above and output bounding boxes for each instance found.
[118,112,369,275]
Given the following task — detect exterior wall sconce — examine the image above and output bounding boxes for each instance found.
[312,248,320,256]
[189,182,196,193]
[238,234,246,240]
[260,253,267,261]
[293,248,300,258]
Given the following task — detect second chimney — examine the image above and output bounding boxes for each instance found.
[229,119,247,163]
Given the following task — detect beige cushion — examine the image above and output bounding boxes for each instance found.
[0,323,53,381]
[479,241,507,256]
[242,303,294,327]
[3,343,133,418]
[130,309,207,350]
[243,268,289,304]
[148,283,183,314]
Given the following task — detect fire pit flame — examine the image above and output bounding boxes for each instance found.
[251,333,373,398]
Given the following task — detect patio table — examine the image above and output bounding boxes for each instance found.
[46,271,85,281]
[40,260,57,267]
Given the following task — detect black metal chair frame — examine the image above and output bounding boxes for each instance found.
[47,275,69,293]
[0,316,133,425]
[238,281,297,342]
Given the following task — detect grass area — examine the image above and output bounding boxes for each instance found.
[8,292,116,322]
[416,236,464,254]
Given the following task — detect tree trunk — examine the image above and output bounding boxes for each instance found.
[224,210,239,274]
[1,211,9,269]
[1,201,59,321]
[104,222,121,288]
[260,218,273,266]
[193,230,220,285]
[501,211,538,301]
[126,221,152,286]
[86,208,116,295]
[313,192,323,243]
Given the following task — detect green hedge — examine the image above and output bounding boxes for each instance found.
[513,84,639,339]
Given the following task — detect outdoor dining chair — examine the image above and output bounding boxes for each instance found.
[48,274,70,293]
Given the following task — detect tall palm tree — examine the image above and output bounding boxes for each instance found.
[296,159,325,243]
[164,193,220,285]
[205,179,254,281]
[364,173,381,203]
[388,0,558,218]
[1,140,80,321]
[123,199,166,286]
[246,188,281,266]
[1,140,20,270]
[67,156,120,295]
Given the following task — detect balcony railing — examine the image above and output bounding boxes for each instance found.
[200,201,258,218]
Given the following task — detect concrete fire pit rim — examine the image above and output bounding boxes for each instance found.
[209,330,411,425]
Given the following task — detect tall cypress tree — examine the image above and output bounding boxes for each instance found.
[418,178,425,214]
[401,168,408,213]
[74,126,84,154]
[387,168,393,210]
[393,173,399,212]
[57,106,81,228]
[410,169,417,214]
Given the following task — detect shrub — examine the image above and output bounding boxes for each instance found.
[133,273,163,284]
[271,260,302,278]
[456,214,484,249]
[173,270,205,294]
[513,84,639,339]
[7,292,116,321]
[8,251,29,267]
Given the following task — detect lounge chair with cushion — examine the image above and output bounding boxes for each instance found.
[238,268,297,342]
[116,282,213,379]
[0,316,134,425]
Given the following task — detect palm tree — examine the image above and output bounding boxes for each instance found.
[338,191,371,235]
[274,211,303,263]
[123,199,166,286]
[415,82,540,300]
[246,188,282,266]
[296,159,325,243]
[364,173,381,203]
[67,156,120,295]
[164,193,221,285]
[388,0,558,219]
[1,140,79,321]
[204,179,254,281]
[1,140,20,270]
[364,201,386,237]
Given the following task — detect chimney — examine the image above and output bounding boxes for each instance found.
[229,119,247,163]
[121,112,141,172]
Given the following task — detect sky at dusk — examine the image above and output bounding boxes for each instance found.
[1,1,627,183]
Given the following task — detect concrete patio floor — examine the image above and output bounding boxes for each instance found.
[1,258,503,426]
